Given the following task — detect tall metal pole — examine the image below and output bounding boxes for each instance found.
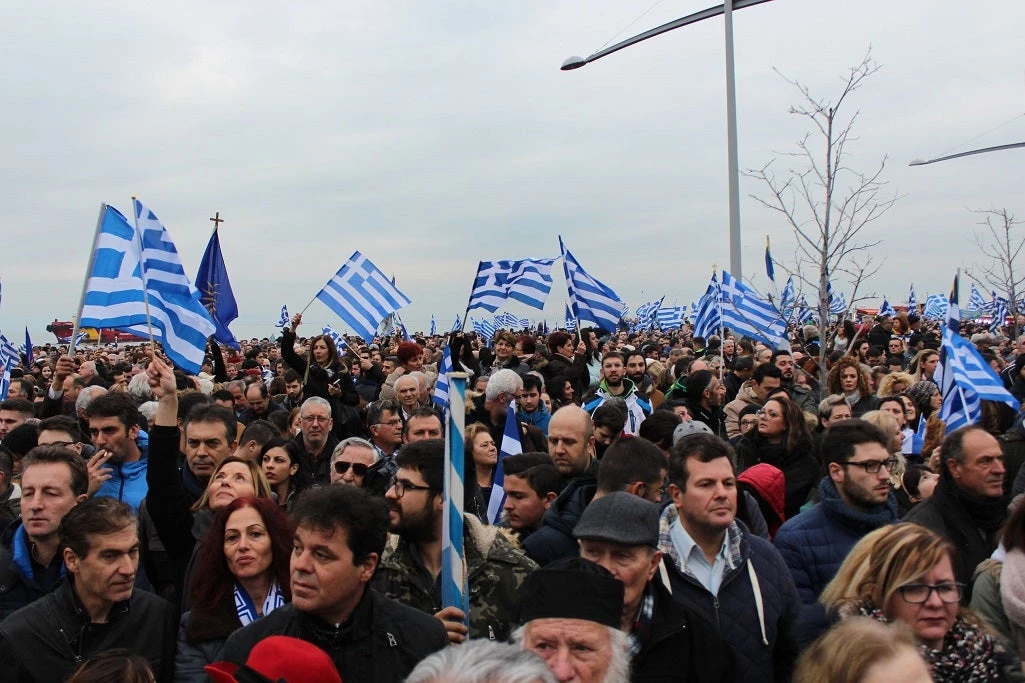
[724,0,742,282]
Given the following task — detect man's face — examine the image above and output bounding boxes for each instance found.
[246,387,269,414]
[888,339,904,355]
[228,384,248,411]
[404,415,443,443]
[880,401,906,429]
[6,384,27,401]
[370,410,403,449]
[831,442,894,508]
[703,377,723,407]
[753,376,781,402]
[547,410,595,477]
[330,445,376,487]
[948,430,1006,498]
[290,523,375,623]
[185,420,237,481]
[774,354,794,381]
[625,355,647,384]
[384,466,440,542]
[88,416,139,463]
[592,424,619,447]
[602,357,625,385]
[519,387,542,413]
[739,413,759,436]
[66,525,139,609]
[381,359,395,375]
[867,351,884,366]
[579,539,659,621]
[37,429,83,455]
[395,378,419,411]
[0,409,27,438]
[285,380,303,401]
[523,618,615,683]
[825,404,853,427]
[881,318,894,331]
[21,462,84,539]
[502,474,551,532]
[300,404,333,449]
[723,339,735,356]
[671,456,736,534]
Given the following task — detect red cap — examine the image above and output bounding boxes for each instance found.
[204,636,342,683]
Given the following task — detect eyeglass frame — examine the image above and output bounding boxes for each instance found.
[333,461,370,476]
[895,581,965,604]
[388,476,437,498]
[841,457,898,475]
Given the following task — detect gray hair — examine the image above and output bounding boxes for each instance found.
[137,401,159,423]
[406,639,557,683]
[817,393,848,420]
[511,623,631,683]
[486,368,524,402]
[196,378,214,395]
[300,396,331,416]
[75,385,107,416]
[332,437,377,463]
[127,372,154,402]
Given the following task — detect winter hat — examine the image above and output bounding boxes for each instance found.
[204,636,341,683]
[906,380,938,414]
[574,491,660,548]
[2,423,38,457]
[672,419,712,445]
[518,557,624,629]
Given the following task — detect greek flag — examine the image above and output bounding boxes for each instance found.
[656,307,686,331]
[496,312,518,329]
[636,298,663,329]
[441,373,469,618]
[923,294,948,320]
[315,252,411,343]
[826,280,847,315]
[275,305,289,328]
[450,315,462,332]
[518,317,530,329]
[79,202,217,375]
[992,293,1010,332]
[466,258,556,312]
[779,276,796,319]
[560,237,625,333]
[908,284,917,312]
[430,315,437,336]
[564,303,576,331]
[0,334,19,399]
[719,271,786,347]
[471,317,497,340]
[795,297,817,325]
[692,273,723,340]
[432,344,454,409]
[939,329,1018,432]
[878,297,896,318]
[967,284,987,313]
[487,400,522,525]
[321,325,348,351]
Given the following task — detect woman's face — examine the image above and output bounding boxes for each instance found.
[540,393,552,412]
[262,447,296,487]
[891,381,907,394]
[494,339,514,361]
[840,367,860,393]
[757,400,787,438]
[929,390,942,411]
[561,381,575,401]
[901,396,917,423]
[923,353,939,376]
[289,412,303,435]
[917,471,939,500]
[223,505,273,582]
[472,431,498,469]
[886,554,959,651]
[312,340,330,364]
[559,340,575,357]
[208,462,258,511]
[40,366,52,380]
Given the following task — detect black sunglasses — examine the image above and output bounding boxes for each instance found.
[333,461,370,476]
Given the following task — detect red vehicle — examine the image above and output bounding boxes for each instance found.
[46,320,148,344]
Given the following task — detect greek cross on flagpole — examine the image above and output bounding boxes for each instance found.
[209,212,224,230]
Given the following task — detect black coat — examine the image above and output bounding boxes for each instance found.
[0,519,64,621]
[734,434,820,519]
[543,353,591,399]
[522,469,597,566]
[280,329,361,437]
[218,589,448,683]
[0,578,177,682]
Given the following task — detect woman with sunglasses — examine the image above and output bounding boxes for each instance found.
[260,438,311,512]
[821,523,1019,682]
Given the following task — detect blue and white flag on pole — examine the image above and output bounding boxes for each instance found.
[195,228,240,350]
[656,307,685,331]
[923,294,948,320]
[719,271,786,347]
[564,303,576,331]
[693,273,722,340]
[79,202,217,374]
[779,276,796,319]
[433,344,454,410]
[939,328,1018,432]
[0,334,19,399]
[466,259,556,312]
[826,279,847,316]
[992,293,1009,332]
[878,297,896,318]
[441,373,469,619]
[967,284,987,314]
[275,305,289,329]
[495,312,518,329]
[560,237,625,333]
[23,327,33,368]
[451,315,462,332]
[636,298,663,329]
[315,252,411,343]
[471,317,497,340]
[430,315,437,336]
[321,325,348,351]
[765,237,775,282]
[908,284,917,312]
[487,401,522,525]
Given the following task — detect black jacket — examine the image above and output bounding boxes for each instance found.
[0,519,64,621]
[542,353,591,399]
[522,466,597,566]
[294,431,341,486]
[279,329,361,438]
[0,578,177,682]
[218,588,448,683]
[467,395,548,455]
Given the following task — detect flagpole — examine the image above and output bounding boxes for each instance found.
[442,371,470,621]
[69,204,108,357]
[129,197,156,347]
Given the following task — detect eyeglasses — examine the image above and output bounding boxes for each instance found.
[842,458,898,474]
[42,440,76,449]
[333,461,370,476]
[896,582,964,604]
[388,477,435,498]
[377,419,403,427]
[301,415,331,424]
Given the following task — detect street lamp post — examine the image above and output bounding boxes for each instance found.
[562,0,774,283]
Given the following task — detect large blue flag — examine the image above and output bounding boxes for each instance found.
[878,297,896,318]
[560,237,625,332]
[466,259,556,312]
[196,228,240,350]
[315,252,411,343]
[693,273,723,340]
[719,271,786,347]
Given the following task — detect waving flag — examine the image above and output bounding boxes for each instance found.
[560,237,625,333]
[564,303,576,331]
[967,284,987,313]
[78,202,217,374]
[656,307,686,331]
[779,276,796,319]
[939,327,1019,432]
[636,298,663,329]
[466,258,556,312]
[471,317,497,340]
[315,252,411,343]
[878,297,896,318]
[908,284,917,312]
[275,305,289,329]
[23,327,33,368]
[826,279,847,316]
[195,228,240,350]
[991,293,1010,332]
[320,325,349,351]
[433,344,455,410]
[487,401,522,525]
[430,315,437,336]
[450,315,462,332]
[719,271,786,347]
[0,334,19,399]
[693,273,723,341]
[765,237,775,282]
[923,294,948,320]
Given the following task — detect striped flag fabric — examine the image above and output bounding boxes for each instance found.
[656,307,686,331]
[430,315,437,336]
[636,298,663,329]
[0,334,19,399]
[826,279,847,316]
[320,325,349,351]
[471,317,497,340]
[991,293,1010,332]
[923,294,948,320]
[517,317,530,329]
[432,344,454,409]
[487,400,522,525]
[564,303,576,331]
[693,273,723,340]
[275,305,289,328]
[967,284,987,313]
[779,276,796,319]
[315,252,411,343]
[441,372,469,618]
[795,297,817,324]
[908,284,917,312]
[878,297,896,318]
[939,328,1019,432]
[450,315,462,332]
[79,202,217,374]
[495,312,518,329]
[560,237,625,333]
[719,271,787,347]
[466,258,556,312]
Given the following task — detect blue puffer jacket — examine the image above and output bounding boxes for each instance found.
[95,429,149,512]
[773,476,898,643]
[657,506,800,683]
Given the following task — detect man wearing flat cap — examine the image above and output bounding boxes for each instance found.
[574,492,734,682]
[513,557,631,683]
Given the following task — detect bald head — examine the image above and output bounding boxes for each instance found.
[547,405,595,478]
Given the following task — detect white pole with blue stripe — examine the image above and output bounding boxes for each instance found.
[442,371,469,620]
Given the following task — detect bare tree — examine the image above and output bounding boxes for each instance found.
[747,49,898,373]
[964,207,1023,339]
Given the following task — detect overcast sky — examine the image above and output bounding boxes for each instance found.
[2,0,1023,342]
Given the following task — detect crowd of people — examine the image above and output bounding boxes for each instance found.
[1,307,1025,681]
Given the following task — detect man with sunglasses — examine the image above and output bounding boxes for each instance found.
[330,437,376,488]
[774,419,899,644]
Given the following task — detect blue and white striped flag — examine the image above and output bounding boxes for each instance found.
[795,297,817,325]
[433,344,454,410]
[967,284,987,313]
[430,316,437,336]
[451,315,462,332]
[518,317,530,329]
[719,271,787,347]
[826,279,847,316]
[908,284,917,312]
[693,273,723,340]
[560,237,625,333]
[939,329,1019,432]
[656,307,686,331]
[495,312,518,329]
[275,305,289,328]
[442,372,469,619]
[878,297,896,318]
[991,293,1009,332]
[315,252,411,343]
[320,325,349,351]
[0,334,19,399]
[779,276,796,319]
[487,400,522,525]
[466,258,556,312]
[79,202,217,374]
[923,294,948,320]
[636,298,663,329]
[471,317,497,341]
[564,304,576,331]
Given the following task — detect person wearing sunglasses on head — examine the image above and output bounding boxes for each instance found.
[329,438,376,488]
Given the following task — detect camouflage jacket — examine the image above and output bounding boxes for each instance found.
[372,515,537,641]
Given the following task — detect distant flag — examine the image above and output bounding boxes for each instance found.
[923,294,948,320]
[795,297,817,325]
[432,344,454,409]
[430,315,437,336]
[878,297,896,318]
[564,304,576,331]
[451,315,462,332]
[78,202,217,374]
[992,293,1010,332]
[487,400,522,525]
[656,307,686,330]
[441,373,469,619]
[939,317,1018,434]
[0,334,19,399]
[471,317,497,340]
[560,237,625,332]
[826,278,847,316]
[908,284,917,312]
[275,305,289,328]
[466,258,557,312]
[496,312,518,329]
[967,284,987,313]
[22,327,33,368]
[195,227,240,350]
[719,271,787,347]
[779,276,796,319]
[315,252,411,343]
[636,298,663,329]
[692,273,722,340]
[74,331,87,346]
[321,325,349,351]
[518,317,530,329]
[764,236,775,282]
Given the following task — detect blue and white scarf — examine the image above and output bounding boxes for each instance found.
[234,580,285,626]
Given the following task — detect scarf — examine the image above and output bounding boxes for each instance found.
[844,389,861,408]
[940,474,1007,535]
[628,582,656,657]
[1000,549,1025,657]
[853,600,1001,682]
[234,580,285,626]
